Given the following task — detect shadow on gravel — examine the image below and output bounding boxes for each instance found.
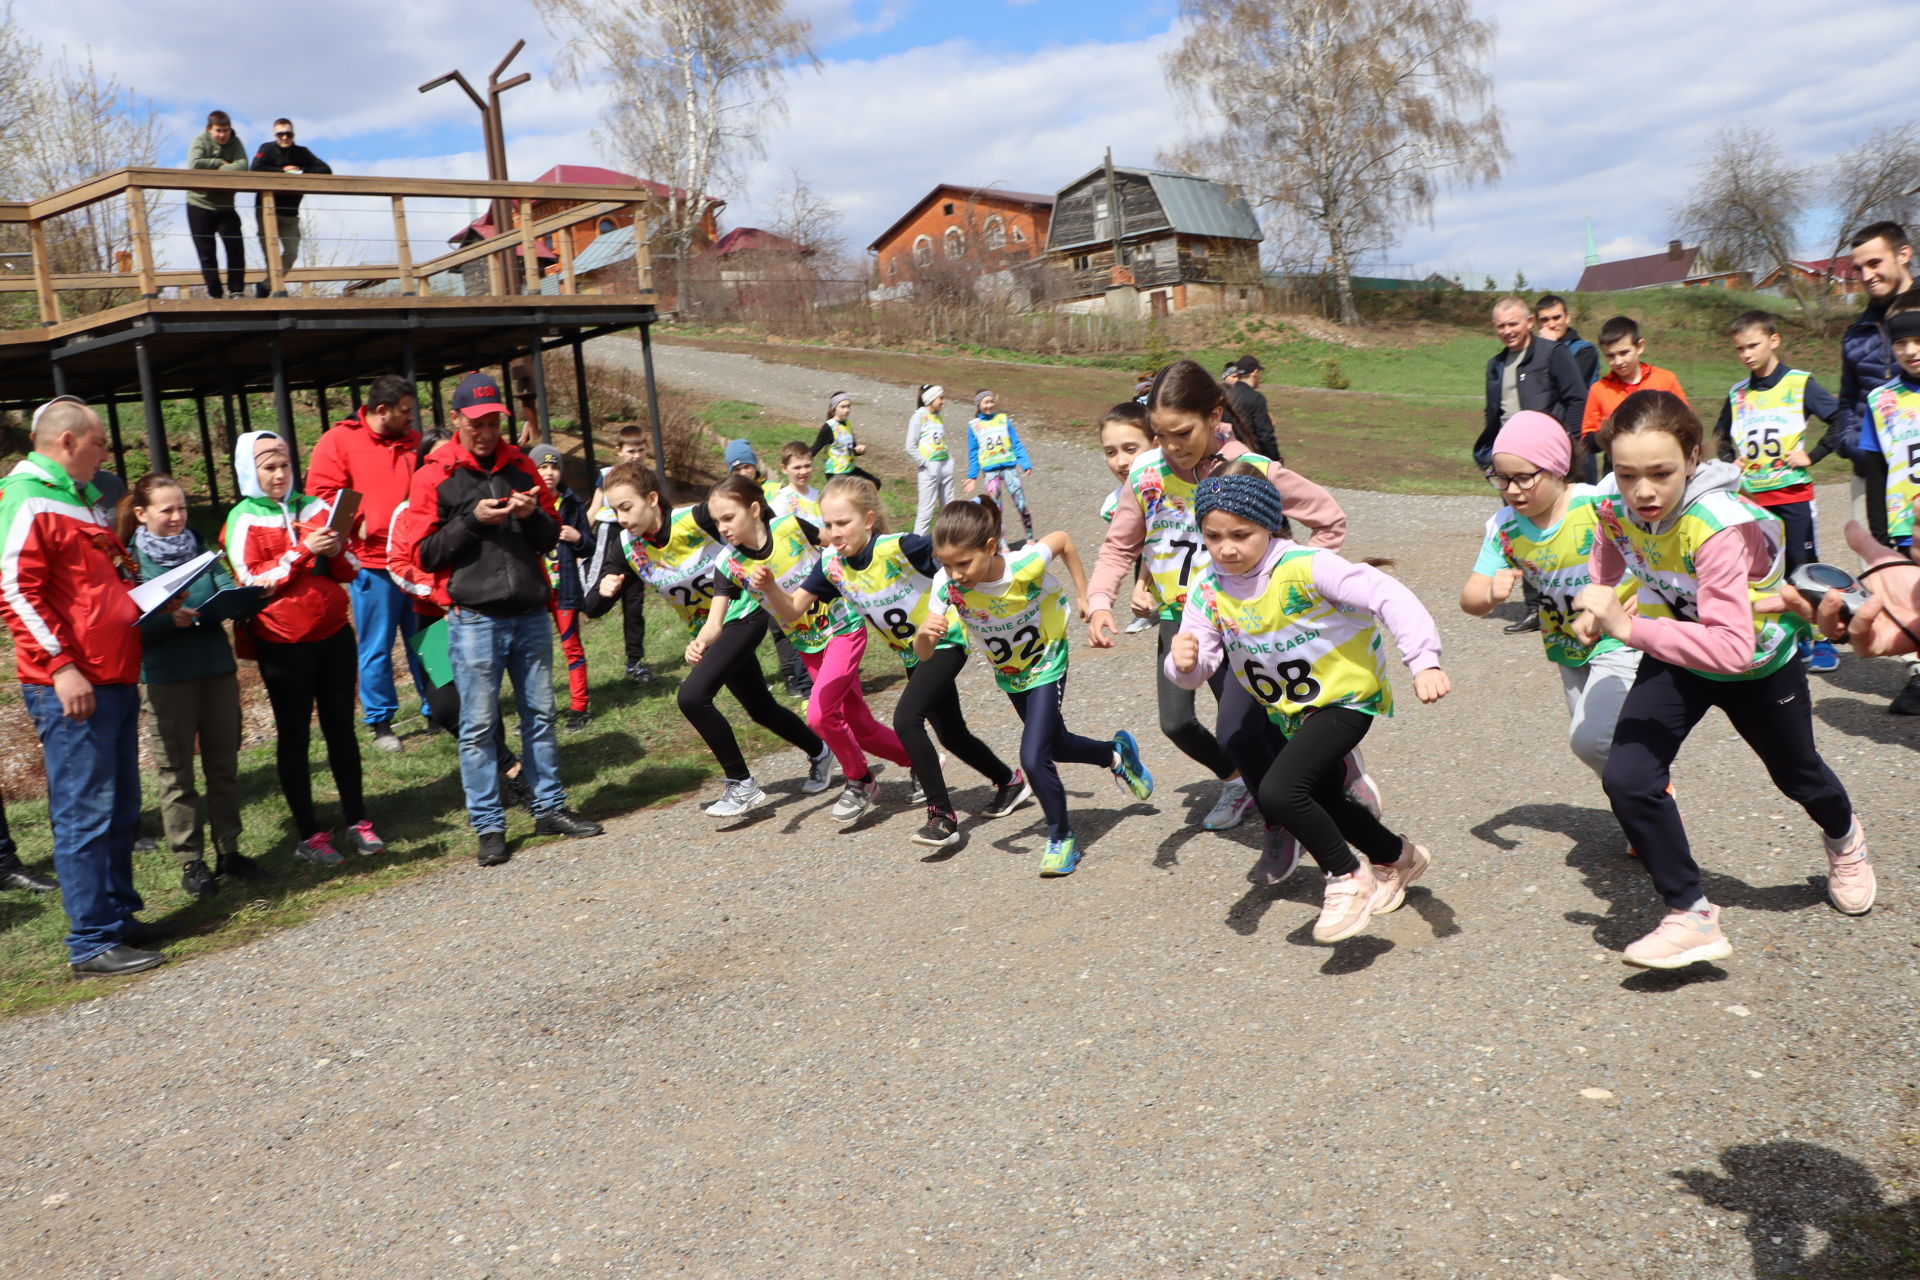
[983,801,1155,858]
[1151,818,1255,871]
[1281,917,1396,974]
[1620,963,1729,992]
[1806,653,1906,701]
[1674,1139,1920,1279]
[1813,694,1920,751]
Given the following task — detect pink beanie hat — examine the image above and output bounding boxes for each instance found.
[1491,410,1571,477]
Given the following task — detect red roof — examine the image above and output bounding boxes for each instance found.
[706,227,810,258]
[449,164,723,244]
[866,184,1056,253]
[1781,255,1863,280]
[1575,244,1701,292]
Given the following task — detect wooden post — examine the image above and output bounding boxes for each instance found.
[518,197,539,293]
[486,244,505,297]
[27,219,58,324]
[124,190,157,297]
[392,196,416,296]
[557,221,576,294]
[261,192,286,297]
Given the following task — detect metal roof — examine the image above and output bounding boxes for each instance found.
[1050,164,1261,250]
[541,224,637,294]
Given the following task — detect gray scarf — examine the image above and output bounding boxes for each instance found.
[134,526,200,569]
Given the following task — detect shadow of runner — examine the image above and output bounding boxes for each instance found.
[1674,1140,1920,1279]
[1815,694,1920,751]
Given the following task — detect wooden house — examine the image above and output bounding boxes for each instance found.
[865,185,1054,300]
[1754,256,1865,298]
[1574,242,1748,293]
[1043,161,1263,317]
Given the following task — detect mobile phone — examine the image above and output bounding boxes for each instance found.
[1787,562,1871,623]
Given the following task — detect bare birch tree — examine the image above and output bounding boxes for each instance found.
[1822,122,1920,268]
[1164,0,1505,327]
[536,0,815,299]
[1673,127,1819,324]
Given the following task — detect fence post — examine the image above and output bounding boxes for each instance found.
[261,192,286,297]
[27,219,58,324]
[392,196,416,297]
[518,197,539,294]
[124,189,157,298]
[557,222,576,295]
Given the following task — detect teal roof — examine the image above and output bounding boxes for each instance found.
[541,224,637,294]
[1050,163,1261,250]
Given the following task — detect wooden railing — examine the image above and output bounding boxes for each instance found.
[0,167,657,324]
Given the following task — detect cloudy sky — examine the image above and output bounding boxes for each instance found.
[13,0,1910,287]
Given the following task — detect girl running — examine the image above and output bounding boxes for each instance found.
[759,475,1027,850]
[812,391,880,488]
[1098,401,1160,636]
[706,474,911,824]
[904,384,954,535]
[1572,390,1872,969]
[123,473,263,896]
[1459,410,1640,779]
[222,431,386,866]
[586,463,832,820]
[919,497,1153,876]
[1167,474,1447,943]
[962,390,1035,543]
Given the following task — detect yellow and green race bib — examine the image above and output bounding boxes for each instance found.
[715,513,861,654]
[913,410,948,464]
[1129,448,1272,620]
[622,507,752,634]
[822,533,962,667]
[937,544,1067,692]
[972,413,1018,470]
[1868,378,1920,540]
[1728,370,1813,495]
[823,421,858,475]
[1486,485,1624,668]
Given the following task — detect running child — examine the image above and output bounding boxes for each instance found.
[769,440,822,525]
[705,474,911,824]
[222,431,387,866]
[585,463,833,819]
[759,475,1027,850]
[530,444,593,731]
[1459,411,1641,780]
[904,384,954,535]
[588,423,653,682]
[919,497,1153,876]
[723,439,811,694]
[1713,310,1852,672]
[1099,401,1160,636]
[1167,474,1447,943]
[123,473,264,897]
[962,389,1035,543]
[1572,390,1872,969]
[812,391,880,488]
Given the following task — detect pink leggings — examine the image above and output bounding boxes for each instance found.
[802,628,911,781]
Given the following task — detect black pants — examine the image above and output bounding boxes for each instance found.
[1603,654,1852,910]
[1254,706,1401,878]
[677,611,823,780]
[1156,616,1236,778]
[186,204,245,297]
[1007,677,1113,840]
[892,645,1014,812]
[255,626,365,836]
[618,572,648,665]
[773,628,809,688]
[1772,499,1817,575]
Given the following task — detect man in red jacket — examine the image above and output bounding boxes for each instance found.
[305,374,424,753]
[0,398,163,975]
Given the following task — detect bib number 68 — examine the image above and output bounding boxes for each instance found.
[1242,657,1321,706]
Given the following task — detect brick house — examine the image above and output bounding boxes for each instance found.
[865,184,1054,300]
[1754,255,1865,298]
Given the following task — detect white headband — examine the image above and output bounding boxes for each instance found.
[920,385,944,407]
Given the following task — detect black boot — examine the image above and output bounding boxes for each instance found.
[180,859,218,898]
[0,852,56,893]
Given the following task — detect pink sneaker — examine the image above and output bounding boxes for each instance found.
[346,820,387,857]
[1313,862,1378,943]
[293,831,343,866]
[1622,904,1732,969]
[1369,840,1431,915]
[1823,822,1876,916]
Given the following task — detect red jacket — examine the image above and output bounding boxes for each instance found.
[0,454,142,685]
[220,494,357,645]
[385,498,450,616]
[304,411,420,570]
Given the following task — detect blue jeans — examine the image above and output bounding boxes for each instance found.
[448,607,566,832]
[23,682,143,963]
[351,568,428,726]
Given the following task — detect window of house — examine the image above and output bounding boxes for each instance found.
[1127,243,1154,268]
[1072,254,1092,272]
[1092,192,1110,242]
[942,201,954,215]
[1011,225,1026,243]
[984,217,1005,250]
[944,227,965,259]
[912,235,933,268]
[887,258,898,276]
[598,218,617,234]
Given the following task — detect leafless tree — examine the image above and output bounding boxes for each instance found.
[1822,122,1920,270]
[1164,0,1506,327]
[536,0,816,299]
[1673,126,1819,324]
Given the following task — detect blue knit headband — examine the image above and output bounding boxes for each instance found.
[1194,474,1284,534]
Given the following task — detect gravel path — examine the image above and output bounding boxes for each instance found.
[2,343,1916,1279]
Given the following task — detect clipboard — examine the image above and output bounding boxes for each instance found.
[130,550,220,625]
[193,585,267,624]
[406,617,453,688]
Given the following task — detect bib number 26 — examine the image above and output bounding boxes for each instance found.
[1242,657,1321,706]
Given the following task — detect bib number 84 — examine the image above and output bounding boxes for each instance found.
[1242,657,1321,706]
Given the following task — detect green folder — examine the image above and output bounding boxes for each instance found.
[407,618,453,687]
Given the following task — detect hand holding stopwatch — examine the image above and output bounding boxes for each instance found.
[1787,563,1872,624]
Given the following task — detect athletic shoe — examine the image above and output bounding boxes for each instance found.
[802,744,835,794]
[1503,611,1542,634]
[535,808,604,838]
[1806,640,1839,673]
[981,772,1032,819]
[1343,750,1382,818]
[369,721,403,754]
[830,775,879,823]
[705,778,767,819]
[1823,822,1876,916]
[1248,826,1300,886]
[1622,905,1732,969]
[1369,840,1431,915]
[1039,833,1082,877]
[563,709,592,733]
[1110,730,1154,800]
[1889,671,1920,715]
[179,859,218,898]
[1312,863,1378,943]
[294,832,343,866]
[345,820,387,857]
[500,768,535,813]
[626,662,655,684]
[1124,615,1154,635]
[476,831,510,867]
[1201,776,1255,830]
[912,806,962,850]
[216,851,269,882]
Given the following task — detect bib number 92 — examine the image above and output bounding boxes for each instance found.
[1242,656,1321,706]
[984,626,1044,666]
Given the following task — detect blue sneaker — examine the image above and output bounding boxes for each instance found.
[1040,833,1081,877]
[1110,730,1154,800]
[1807,639,1839,673]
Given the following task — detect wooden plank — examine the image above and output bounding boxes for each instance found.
[26,220,57,324]
[123,190,156,296]
[28,168,657,220]
[260,192,286,297]
[519,198,539,293]
[391,196,415,295]
[557,221,576,295]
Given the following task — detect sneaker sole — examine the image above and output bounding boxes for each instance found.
[1247,853,1300,886]
[1039,855,1081,877]
[981,782,1033,819]
[1622,937,1733,969]
[1312,902,1376,944]
[912,830,964,849]
[705,793,769,819]
[1828,881,1876,916]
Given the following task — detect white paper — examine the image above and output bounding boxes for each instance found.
[128,549,220,619]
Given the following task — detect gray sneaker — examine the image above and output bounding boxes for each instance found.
[802,744,835,795]
[705,778,767,819]
[830,776,879,823]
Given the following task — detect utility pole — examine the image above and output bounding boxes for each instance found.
[420,41,532,293]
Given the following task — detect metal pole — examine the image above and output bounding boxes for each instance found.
[317,385,331,436]
[429,369,445,428]
[401,326,417,384]
[134,337,169,474]
[639,318,668,496]
[271,334,299,489]
[103,391,126,479]
[528,327,549,448]
[50,358,67,397]
[569,328,595,470]
[499,359,517,445]
[194,395,220,505]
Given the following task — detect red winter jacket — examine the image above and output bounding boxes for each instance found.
[220,494,357,644]
[385,498,449,616]
[0,453,142,685]
[304,411,420,570]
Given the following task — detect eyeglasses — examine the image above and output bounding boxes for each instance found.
[275,131,294,139]
[1485,468,1544,492]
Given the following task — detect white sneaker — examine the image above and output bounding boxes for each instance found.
[1124,615,1154,635]
[1312,862,1379,943]
[802,744,835,795]
[830,775,879,823]
[705,778,767,819]
[1202,777,1255,831]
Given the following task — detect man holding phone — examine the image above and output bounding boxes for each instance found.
[406,372,602,866]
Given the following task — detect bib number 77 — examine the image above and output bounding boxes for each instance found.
[1241,656,1321,706]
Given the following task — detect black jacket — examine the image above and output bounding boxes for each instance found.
[1560,329,1600,385]
[1224,382,1281,459]
[1838,299,1894,473]
[249,141,331,212]
[1476,337,1587,467]
[411,441,558,618]
[551,487,591,611]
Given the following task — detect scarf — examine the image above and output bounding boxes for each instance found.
[134,526,200,569]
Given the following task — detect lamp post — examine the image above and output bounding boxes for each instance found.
[420,40,532,294]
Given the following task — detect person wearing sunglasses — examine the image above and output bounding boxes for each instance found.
[249,118,332,297]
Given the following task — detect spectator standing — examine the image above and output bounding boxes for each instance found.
[0,794,57,892]
[406,372,603,866]
[186,110,248,299]
[1579,316,1690,438]
[0,399,160,975]
[1223,355,1282,458]
[1535,295,1599,385]
[528,443,594,732]
[248,118,331,297]
[305,374,427,753]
